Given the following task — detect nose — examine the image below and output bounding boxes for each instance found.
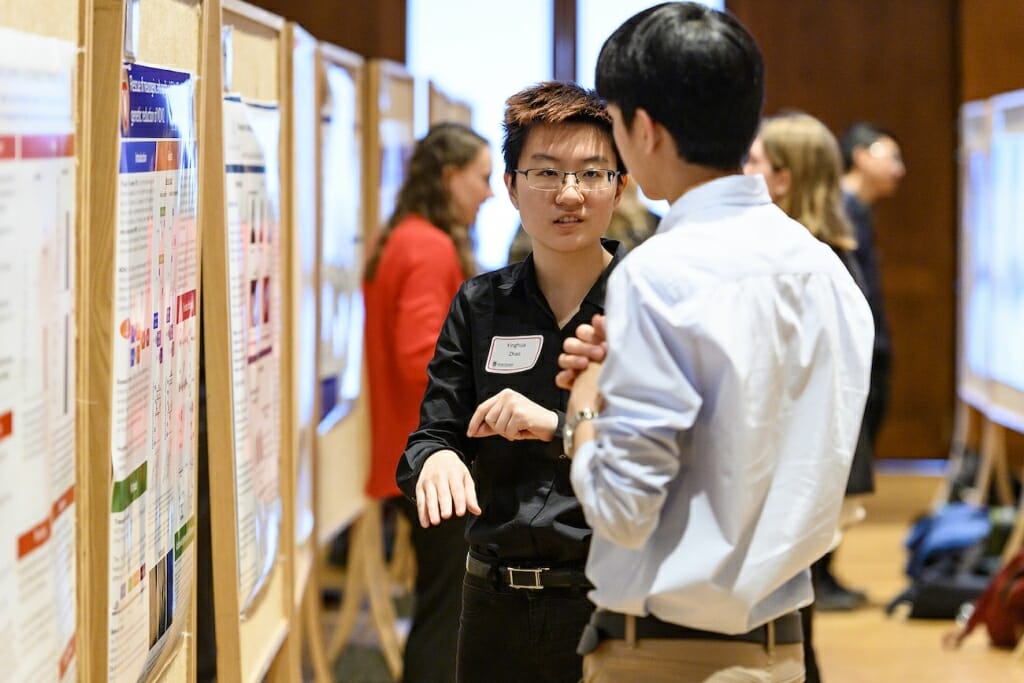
[556,174,585,203]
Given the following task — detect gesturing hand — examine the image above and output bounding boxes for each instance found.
[556,314,608,389]
[467,388,558,442]
[415,450,481,528]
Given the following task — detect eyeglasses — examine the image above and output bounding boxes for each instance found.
[514,168,620,192]
[867,141,904,166]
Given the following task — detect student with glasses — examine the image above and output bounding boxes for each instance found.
[396,81,626,683]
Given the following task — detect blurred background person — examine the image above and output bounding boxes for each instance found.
[363,122,493,683]
[745,111,873,682]
[832,122,906,603]
[840,120,905,453]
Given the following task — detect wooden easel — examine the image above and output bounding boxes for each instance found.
[321,501,406,679]
[934,400,1015,508]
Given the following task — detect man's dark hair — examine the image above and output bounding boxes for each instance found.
[595,2,764,171]
[839,122,899,172]
[501,81,625,179]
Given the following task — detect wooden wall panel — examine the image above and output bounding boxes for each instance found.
[728,0,958,459]
[960,0,1024,102]
[553,0,575,81]
[247,0,405,61]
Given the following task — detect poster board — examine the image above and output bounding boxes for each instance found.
[957,99,992,411]
[428,80,472,127]
[365,60,416,250]
[281,21,318,615]
[958,90,1024,433]
[314,42,369,544]
[983,89,1024,432]
[83,1,204,682]
[0,3,79,682]
[201,1,297,681]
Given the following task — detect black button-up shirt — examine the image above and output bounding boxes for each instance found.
[397,240,625,566]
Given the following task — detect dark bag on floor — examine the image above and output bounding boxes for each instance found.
[956,549,1024,648]
[886,503,997,619]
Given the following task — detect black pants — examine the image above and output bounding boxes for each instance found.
[863,349,891,450]
[457,572,594,683]
[800,604,820,683]
[394,496,468,683]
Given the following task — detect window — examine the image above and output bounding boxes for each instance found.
[408,0,553,271]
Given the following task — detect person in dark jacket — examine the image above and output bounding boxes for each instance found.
[396,81,625,683]
[839,121,905,455]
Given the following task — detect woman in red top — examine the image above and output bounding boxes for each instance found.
[363,122,492,683]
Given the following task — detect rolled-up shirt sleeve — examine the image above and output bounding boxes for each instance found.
[571,264,702,549]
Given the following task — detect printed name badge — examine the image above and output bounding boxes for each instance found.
[485,335,543,374]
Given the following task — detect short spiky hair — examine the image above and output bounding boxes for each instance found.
[501,81,624,177]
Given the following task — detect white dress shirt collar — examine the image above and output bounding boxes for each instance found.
[658,174,772,235]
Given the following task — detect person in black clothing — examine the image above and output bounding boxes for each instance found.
[840,122,904,452]
[825,121,906,607]
[396,81,626,683]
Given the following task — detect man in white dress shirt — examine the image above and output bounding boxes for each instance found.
[556,4,875,681]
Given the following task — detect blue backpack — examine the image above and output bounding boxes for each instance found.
[886,502,996,619]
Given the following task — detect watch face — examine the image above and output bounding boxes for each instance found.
[563,408,598,458]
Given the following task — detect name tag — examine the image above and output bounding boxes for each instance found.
[485,335,543,374]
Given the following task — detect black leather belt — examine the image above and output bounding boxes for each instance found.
[578,609,803,654]
[465,553,592,590]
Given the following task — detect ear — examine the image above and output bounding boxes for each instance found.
[612,173,627,207]
[441,164,456,191]
[851,146,871,170]
[504,171,519,209]
[632,108,659,155]
[772,168,792,199]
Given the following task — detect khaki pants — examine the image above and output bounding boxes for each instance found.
[582,630,805,683]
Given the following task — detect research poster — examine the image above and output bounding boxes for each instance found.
[961,94,1024,428]
[318,63,364,426]
[109,62,198,683]
[0,28,77,683]
[988,127,1024,396]
[223,95,283,612]
[962,132,993,390]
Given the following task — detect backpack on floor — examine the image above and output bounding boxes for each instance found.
[886,503,997,619]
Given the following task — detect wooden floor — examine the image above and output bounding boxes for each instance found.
[815,469,1024,682]
[324,467,1024,682]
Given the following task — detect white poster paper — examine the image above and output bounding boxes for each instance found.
[318,63,364,427]
[223,95,283,612]
[108,62,198,683]
[0,28,77,683]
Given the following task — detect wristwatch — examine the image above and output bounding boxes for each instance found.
[562,408,599,458]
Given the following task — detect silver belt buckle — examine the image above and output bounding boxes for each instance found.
[507,566,547,589]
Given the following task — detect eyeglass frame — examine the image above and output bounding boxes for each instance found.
[512,167,622,192]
